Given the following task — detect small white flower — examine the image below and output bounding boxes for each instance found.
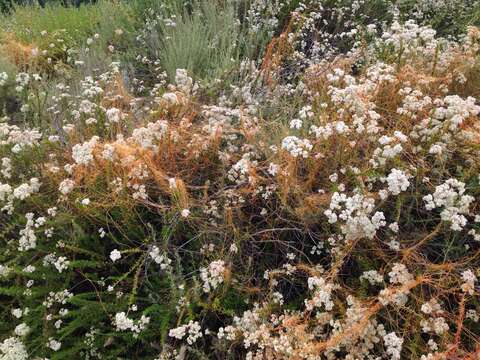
[229,244,238,253]
[59,179,75,195]
[281,136,312,158]
[168,178,177,189]
[162,92,179,105]
[11,308,23,318]
[386,169,410,195]
[289,118,303,129]
[110,249,121,262]
[14,323,30,337]
[106,108,122,123]
[0,72,8,86]
[47,338,61,351]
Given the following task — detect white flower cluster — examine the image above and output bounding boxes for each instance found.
[0,264,11,277]
[0,337,28,360]
[84,327,101,359]
[281,136,312,158]
[0,123,42,153]
[148,246,172,270]
[466,309,479,322]
[0,178,41,214]
[434,95,480,131]
[388,263,413,285]
[421,316,449,335]
[101,144,116,161]
[410,93,480,153]
[423,179,474,231]
[378,263,415,306]
[43,254,70,273]
[420,299,449,335]
[0,72,8,86]
[201,105,240,136]
[305,276,335,311]
[421,298,442,315]
[47,338,62,351]
[18,213,37,251]
[106,107,123,124]
[11,308,26,319]
[325,192,386,240]
[14,323,30,337]
[397,88,432,120]
[461,269,477,295]
[162,92,180,105]
[72,136,99,165]
[174,68,195,94]
[370,133,406,168]
[131,120,168,150]
[216,306,266,347]
[385,169,411,195]
[228,156,256,185]
[15,72,30,92]
[383,332,403,360]
[381,20,438,56]
[169,320,202,345]
[58,179,75,195]
[0,182,11,201]
[360,270,384,285]
[289,118,302,129]
[80,73,102,94]
[309,119,355,140]
[1,157,11,179]
[200,260,226,293]
[335,295,386,354]
[114,312,150,336]
[43,289,73,308]
[13,178,41,200]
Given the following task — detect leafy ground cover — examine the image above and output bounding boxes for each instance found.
[1,0,480,359]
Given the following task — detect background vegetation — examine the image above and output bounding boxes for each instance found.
[1,0,480,359]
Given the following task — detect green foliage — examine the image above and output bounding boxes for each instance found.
[1,1,106,44]
[145,0,270,82]
[0,0,135,74]
[396,0,479,37]
[1,0,480,359]
[0,191,182,358]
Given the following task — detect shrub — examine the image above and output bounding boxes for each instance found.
[139,0,273,83]
[1,1,480,359]
[0,1,134,72]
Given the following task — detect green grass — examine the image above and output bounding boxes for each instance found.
[145,0,271,83]
[0,1,134,52]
